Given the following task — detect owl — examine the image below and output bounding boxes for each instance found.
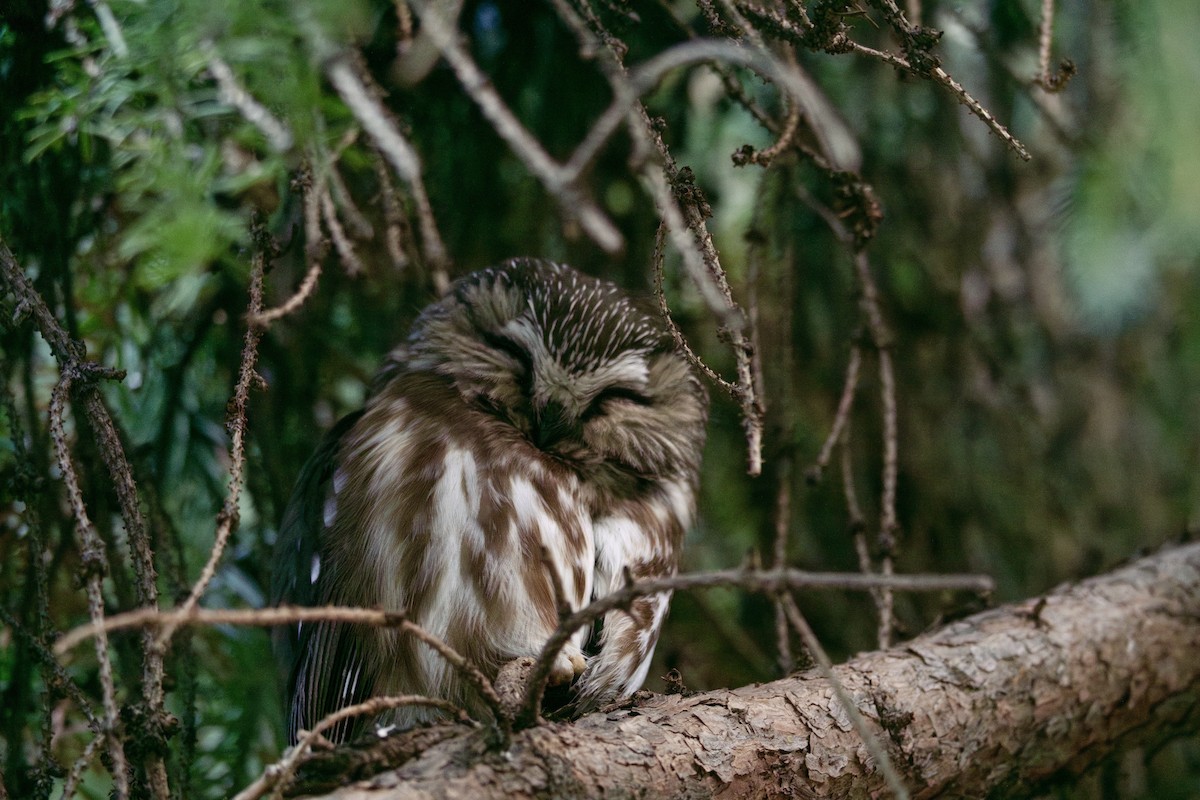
[272,258,707,743]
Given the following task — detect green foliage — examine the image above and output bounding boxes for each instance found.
[1063,1,1200,330]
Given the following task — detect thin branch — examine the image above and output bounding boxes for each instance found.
[811,345,863,477]
[58,732,102,800]
[651,221,736,393]
[370,149,410,273]
[1032,0,1074,92]
[853,252,897,543]
[1,236,165,796]
[515,565,994,727]
[157,236,266,646]
[59,606,400,655]
[849,250,899,645]
[406,0,622,253]
[781,594,910,800]
[1036,0,1055,87]
[328,165,374,241]
[204,45,294,152]
[731,1,1028,160]
[86,0,127,58]
[772,458,794,675]
[740,98,802,167]
[49,373,129,800]
[232,695,470,800]
[319,183,365,277]
[324,54,450,286]
[56,604,505,728]
[254,173,325,325]
[907,0,922,27]
[848,41,1030,161]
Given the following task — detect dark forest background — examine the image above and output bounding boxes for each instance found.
[2,0,1199,796]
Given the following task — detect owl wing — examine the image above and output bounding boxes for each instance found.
[272,411,376,744]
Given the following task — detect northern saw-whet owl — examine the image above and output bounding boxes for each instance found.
[272,258,707,743]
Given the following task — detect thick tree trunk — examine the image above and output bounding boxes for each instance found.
[296,542,1200,799]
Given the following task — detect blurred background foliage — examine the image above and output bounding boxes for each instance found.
[1,0,1198,797]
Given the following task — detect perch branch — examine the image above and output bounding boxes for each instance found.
[283,542,1200,799]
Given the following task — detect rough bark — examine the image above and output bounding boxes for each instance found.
[294,542,1200,799]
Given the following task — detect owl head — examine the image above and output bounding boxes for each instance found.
[390,259,707,490]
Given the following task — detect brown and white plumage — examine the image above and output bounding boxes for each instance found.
[272,259,707,743]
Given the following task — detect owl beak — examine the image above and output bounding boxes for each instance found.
[535,399,574,449]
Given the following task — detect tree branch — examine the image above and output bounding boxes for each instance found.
[283,542,1200,798]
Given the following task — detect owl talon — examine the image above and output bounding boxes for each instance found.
[549,648,588,686]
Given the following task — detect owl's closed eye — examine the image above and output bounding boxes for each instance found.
[272,258,707,743]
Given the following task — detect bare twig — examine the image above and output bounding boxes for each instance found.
[841,424,891,643]
[59,732,103,800]
[848,41,1030,160]
[371,149,410,270]
[781,594,910,799]
[1036,0,1055,88]
[651,222,736,393]
[86,0,127,58]
[324,54,450,286]
[56,603,505,728]
[589,45,771,473]
[515,564,994,727]
[59,605,396,654]
[232,695,470,800]
[407,0,622,253]
[157,236,267,646]
[849,251,899,646]
[772,458,794,675]
[204,45,294,152]
[907,0,922,26]
[319,183,365,276]
[853,253,897,539]
[730,1,1028,160]
[0,237,169,796]
[326,162,374,241]
[49,373,129,800]
[742,99,802,167]
[1031,0,1074,92]
[812,346,863,477]
[254,173,325,325]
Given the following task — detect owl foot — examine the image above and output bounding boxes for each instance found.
[548,647,588,686]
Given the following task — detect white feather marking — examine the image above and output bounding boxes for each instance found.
[664,480,695,529]
[310,553,321,584]
[626,645,655,692]
[592,516,644,596]
[323,496,337,528]
[419,447,484,693]
[341,660,363,705]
